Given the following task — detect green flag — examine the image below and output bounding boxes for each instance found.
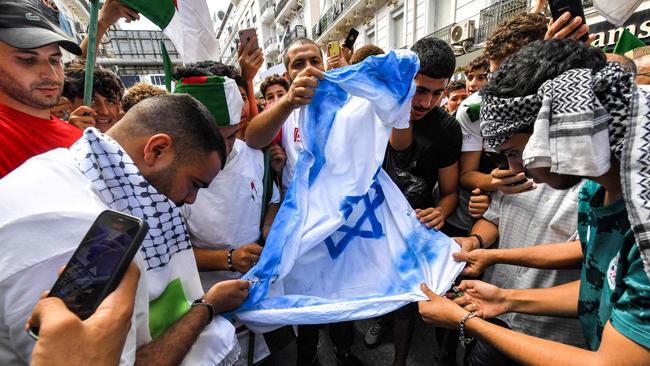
[161,41,173,92]
[120,0,176,29]
[614,28,645,55]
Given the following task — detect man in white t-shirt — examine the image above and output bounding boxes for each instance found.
[245,37,325,191]
[173,63,285,365]
[0,95,249,366]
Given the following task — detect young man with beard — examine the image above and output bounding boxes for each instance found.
[0,95,250,365]
[245,37,324,192]
[419,39,650,366]
[0,1,82,179]
[172,62,286,365]
[364,37,461,366]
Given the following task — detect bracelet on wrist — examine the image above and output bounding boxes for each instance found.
[227,249,236,272]
[458,311,479,346]
[191,298,215,325]
[470,233,485,249]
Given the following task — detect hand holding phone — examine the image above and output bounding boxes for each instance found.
[28,210,148,339]
[328,41,341,57]
[239,28,259,52]
[343,28,359,49]
[547,0,589,42]
[27,263,139,365]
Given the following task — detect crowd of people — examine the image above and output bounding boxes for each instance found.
[0,0,649,365]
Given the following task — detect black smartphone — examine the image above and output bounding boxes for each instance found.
[548,0,588,42]
[343,28,359,49]
[28,210,148,339]
[484,151,529,186]
[484,151,510,170]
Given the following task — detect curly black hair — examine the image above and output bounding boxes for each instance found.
[411,37,455,79]
[63,63,125,101]
[482,39,607,98]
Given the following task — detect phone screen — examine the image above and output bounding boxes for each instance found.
[49,212,145,320]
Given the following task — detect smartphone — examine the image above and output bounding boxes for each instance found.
[484,151,509,170]
[548,0,588,42]
[343,28,359,49]
[328,41,341,57]
[28,210,148,339]
[239,28,259,50]
[484,151,528,186]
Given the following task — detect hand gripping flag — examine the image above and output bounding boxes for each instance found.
[233,50,464,327]
[120,0,219,63]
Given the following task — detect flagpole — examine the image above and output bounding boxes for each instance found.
[84,0,100,106]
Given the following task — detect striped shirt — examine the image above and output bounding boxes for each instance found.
[483,182,586,347]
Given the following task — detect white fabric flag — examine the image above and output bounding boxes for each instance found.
[163,0,220,63]
[594,0,643,26]
[234,50,464,327]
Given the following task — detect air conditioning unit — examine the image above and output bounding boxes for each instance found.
[450,20,476,44]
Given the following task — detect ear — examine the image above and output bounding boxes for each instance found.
[142,134,174,170]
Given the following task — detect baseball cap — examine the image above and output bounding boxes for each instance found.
[0,1,82,55]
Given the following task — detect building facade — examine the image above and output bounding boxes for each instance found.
[218,0,650,85]
[54,0,183,87]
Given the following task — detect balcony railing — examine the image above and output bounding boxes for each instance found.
[283,25,307,49]
[264,36,277,49]
[583,0,593,8]
[428,23,455,45]
[261,0,274,13]
[275,0,289,16]
[476,0,527,44]
[312,0,358,39]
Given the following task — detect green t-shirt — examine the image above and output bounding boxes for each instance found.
[577,180,650,351]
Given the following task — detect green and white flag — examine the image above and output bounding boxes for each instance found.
[173,76,244,126]
[121,0,219,63]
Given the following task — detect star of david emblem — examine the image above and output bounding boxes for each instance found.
[324,180,385,259]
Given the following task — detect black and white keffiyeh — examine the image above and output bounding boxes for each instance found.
[70,128,192,270]
[480,62,650,281]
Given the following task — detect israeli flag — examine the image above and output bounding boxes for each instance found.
[235,51,464,326]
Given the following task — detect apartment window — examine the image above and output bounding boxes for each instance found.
[366,27,375,46]
[390,7,404,49]
[150,75,165,86]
